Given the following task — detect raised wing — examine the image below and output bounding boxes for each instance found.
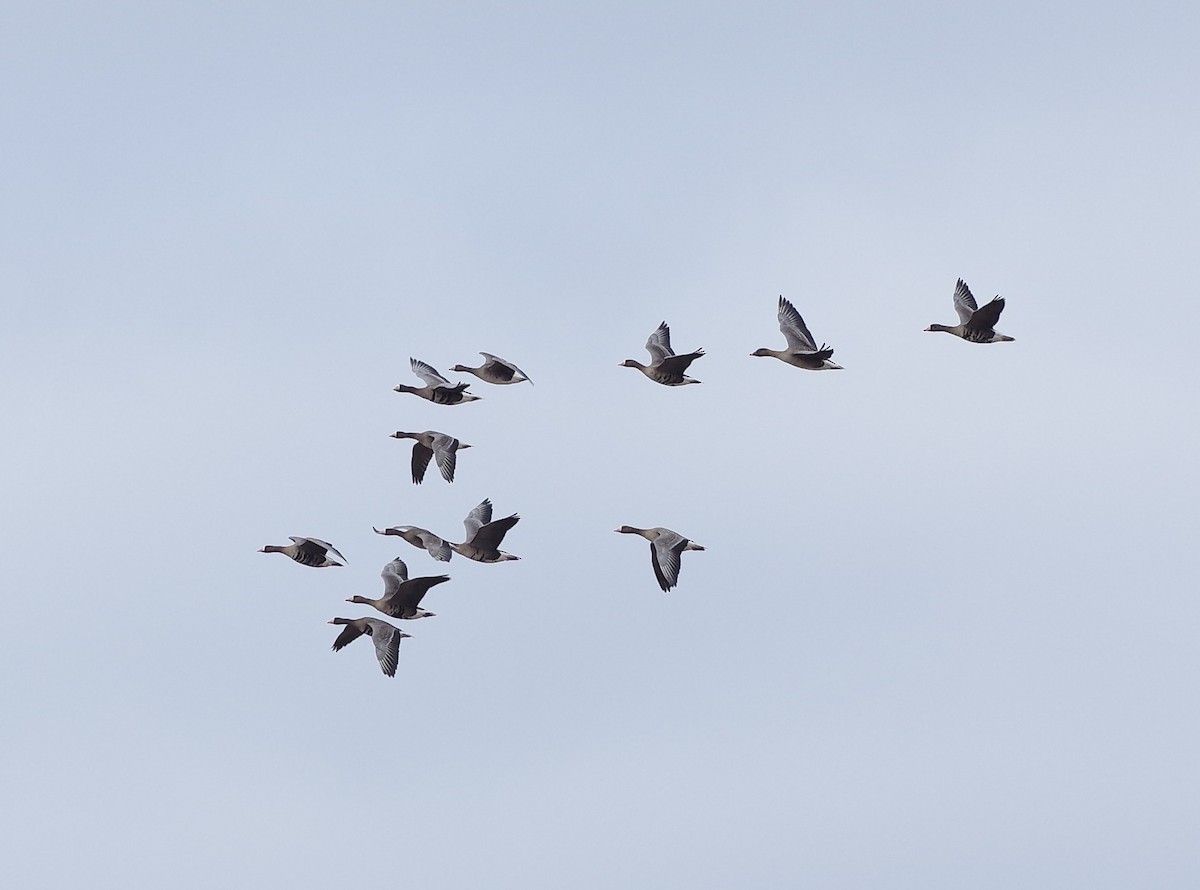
[953,279,979,325]
[462,498,494,539]
[410,357,451,387]
[470,514,520,549]
[777,297,817,352]
[964,295,1006,335]
[394,574,451,609]
[644,321,675,364]
[658,350,704,375]
[380,557,409,596]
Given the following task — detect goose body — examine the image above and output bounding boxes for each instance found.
[345,557,448,620]
[451,352,533,385]
[614,525,705,592]
[390,430,471,484]
[258,536,346,568]
[620,321,704,386]
[328,617,411,677]
[393,358,481,404]
[752,296,842,370]
[451,498,520,563]
[925,279,1014,343]
[372,525,452,562]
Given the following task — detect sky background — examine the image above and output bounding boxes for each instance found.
[4,1,1200,886]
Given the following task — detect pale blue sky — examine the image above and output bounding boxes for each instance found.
[4,2,1199,887]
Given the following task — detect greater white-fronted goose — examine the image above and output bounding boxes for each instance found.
[451,353,533,385]
[345,557,448,620]
[390,430,471,484]
[372,525,452,562]
[925,278,1014,343]
[620,321,705,386]
[451,498,520,563]
[258,536,346,567]
[328,617,411,677]
[393,358,481,404]
[614,525,705,592]
[752,296,843,370]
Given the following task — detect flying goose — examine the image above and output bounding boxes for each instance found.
[752,296,843,370]
[451,353,533,385]
[451,498,520,563]
[390,430,471,484]
[372,525,452,562]
[620,321,705,386]
[258,536,346,567]
[614,526,705,592]
[393,358,481,404]
[925,278,1014,343]
[328,617,411,677]
[345,557,448,620]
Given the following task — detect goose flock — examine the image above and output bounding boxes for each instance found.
[260,281,1013,676]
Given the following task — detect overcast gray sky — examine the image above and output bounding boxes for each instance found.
[4,1,1200,887]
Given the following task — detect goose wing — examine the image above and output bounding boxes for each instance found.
[331,620,367,652]
[366,619,404,677]
[470,514,520,549]
[415,529,453,562]
[649,533,686,592]
[290,536,346,565]
[410,358,451,387]
[953,279,979,325]
[391,575,451,609]
[965,295,1006,335]
[429,433,461,482]
[478,353,515,381]
[410,442,434,484]
[652,529,690,592]
[657,350,704,375]
[777,297,818,352]
[480,352,532,384]
[380,557,409,596]
[462,498,494,540]
[644,321,675,363]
